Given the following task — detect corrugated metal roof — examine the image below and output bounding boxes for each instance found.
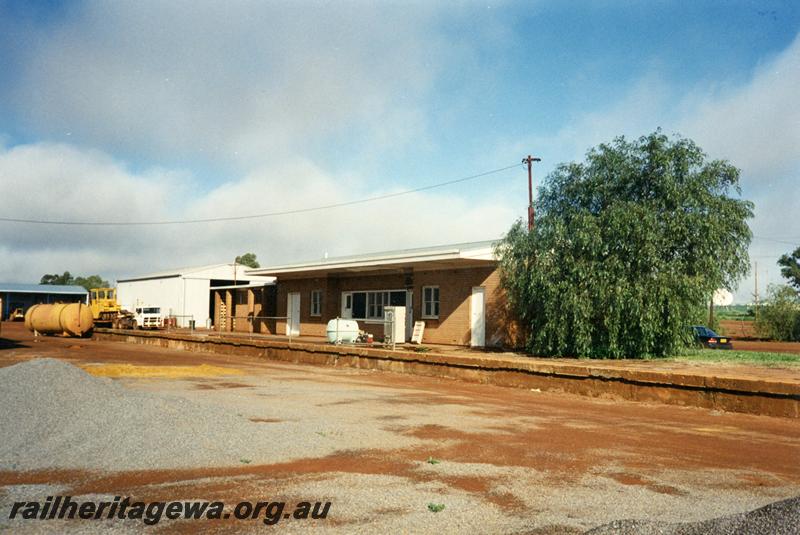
[117,263,270,283]
[117,263,229,282]
[248,239,499,276]
[0,283,88,295]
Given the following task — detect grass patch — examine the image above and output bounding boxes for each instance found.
[427,503,445,513]
[670,349,800,367]
[426,456,441,465]
[716,312,755,321]
[715,305,754,321]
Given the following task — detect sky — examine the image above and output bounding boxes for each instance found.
[0,0,798,303]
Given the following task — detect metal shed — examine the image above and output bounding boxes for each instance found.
[0,283,88,320]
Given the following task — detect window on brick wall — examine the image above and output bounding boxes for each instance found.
[348,289,406,320]
[422,286,439,319]
[310,290,322,317]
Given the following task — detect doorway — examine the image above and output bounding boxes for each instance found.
[405,289,413,340]
[470,286,486,347]
[286,292,301,336]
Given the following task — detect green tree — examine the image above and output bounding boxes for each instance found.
[40,272,109,290]
[73,275,110,291]
[496,131,753,358]
[778,246,800,291]
[40,272,73,285]
[756,284,800,342]
[235,252,260,268]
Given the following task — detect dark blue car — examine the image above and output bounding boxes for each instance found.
[692,326,733,349]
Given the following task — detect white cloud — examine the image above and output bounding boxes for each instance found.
[678,34,800,302]
[0,142,516,283]
[8,1,452,169]
[678,34,800,177]
[0,3,521,284]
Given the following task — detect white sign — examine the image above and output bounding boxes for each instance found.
[411,321,425,344]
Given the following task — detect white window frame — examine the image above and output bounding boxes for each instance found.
[367,291,389,319]
[310,290,322,317]
[422,286,440,319]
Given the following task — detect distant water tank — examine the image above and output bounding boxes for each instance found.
[713,289,734,307]
[24,303,94,337]
[326,318,359,343]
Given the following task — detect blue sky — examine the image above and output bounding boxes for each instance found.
[0,0,798,303]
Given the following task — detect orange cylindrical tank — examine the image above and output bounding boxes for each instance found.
[24,303,94,337]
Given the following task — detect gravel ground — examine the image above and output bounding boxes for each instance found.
[0,358,414,471]
[587,495,800,534]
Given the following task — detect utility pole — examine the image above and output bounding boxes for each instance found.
[709,294,715,327]
[522,155,541,231]
[754,261,759,322]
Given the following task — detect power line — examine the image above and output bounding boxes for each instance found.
[0,163,523,227]
[752,235,799,246]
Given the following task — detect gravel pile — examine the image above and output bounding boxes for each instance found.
[0,358,339,471]
[586,495,800,535]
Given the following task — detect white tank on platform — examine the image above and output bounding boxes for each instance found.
[326,318,360,343]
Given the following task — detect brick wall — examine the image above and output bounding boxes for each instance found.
[275,266,520,346]
[276,276,334,337]
[415,266,503,345]
[213,287,278,334]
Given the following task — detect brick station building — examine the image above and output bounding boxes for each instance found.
[237,240,517,347]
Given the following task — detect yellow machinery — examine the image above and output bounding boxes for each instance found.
[89,288,134,329]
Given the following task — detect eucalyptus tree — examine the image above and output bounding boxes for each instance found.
[778,247,800,291]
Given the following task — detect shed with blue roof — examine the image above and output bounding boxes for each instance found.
[0,283,88,320]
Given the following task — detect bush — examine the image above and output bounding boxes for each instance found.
[756,285,800,341]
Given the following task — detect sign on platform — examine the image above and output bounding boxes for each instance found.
[411,321,425,344]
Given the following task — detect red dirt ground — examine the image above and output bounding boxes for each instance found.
[732,339,800,354]
[719,319,758,339]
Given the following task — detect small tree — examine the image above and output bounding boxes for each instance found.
[756,285,800,341]
[497,131,753,358]
[778,246,800,291]
[40,272,109,290]
[73,275,110,291]
[235,253,260,268]
[40,272,73,285]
